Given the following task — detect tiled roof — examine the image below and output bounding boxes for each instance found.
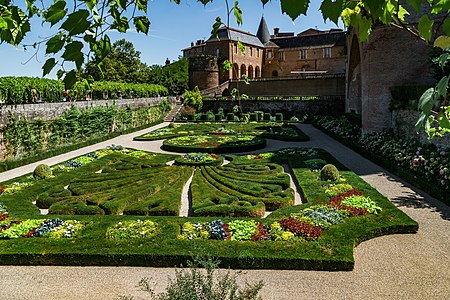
[207,27,264,48]
[256,16,271,44]
[272,31,346,49]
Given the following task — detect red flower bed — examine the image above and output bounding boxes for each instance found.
[279,218,322,240]
[199,142,221,147]
[0,186,5,194]
[0,214,8,222]
[251,222,269,241]
[329,189,368,216]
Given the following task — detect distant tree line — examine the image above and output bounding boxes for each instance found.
[82,39,188,96]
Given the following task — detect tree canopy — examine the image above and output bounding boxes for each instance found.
[0,0,449,136]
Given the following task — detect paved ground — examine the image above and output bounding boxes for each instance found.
[0,123,449,300]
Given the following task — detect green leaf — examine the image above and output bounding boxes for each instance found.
[221,60,232,71]
[43,0,66,26]
[406,0,422,12]
[237,40,245,55]
[261,0,269,5]
[418,87,436,114]
[42,58,57,76]
[211,17,222,37]
[234,1,243,25]
[418,15,434,42]
[443,18,450,36]
[63,70,77,89]
[56,69,64,79]
[358,16,372,42]
[45,33,65,54]
[397,5,409,22]
[136,0,148,13]
[116,0,127,9]
[415,112,427,131]
[84,0,97,11]
[431,0,450,14]
[363,0,384,19]
[111,16,129,33]
[0,6,31,46]
[280,0,309,20]
[60,10,90,36]
[436,52,449,69]
[320,0,343,25]
[133,16,150,34]
[434,35,450,50]
[436,76,448,98]
[62,41,84,69]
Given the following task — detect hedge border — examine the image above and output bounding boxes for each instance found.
[0,119,164,173]
[313,123,450,206]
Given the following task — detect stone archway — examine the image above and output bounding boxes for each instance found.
[255,66,260,78]
[347,34,362,114]
[232,63,239,79]
[240,64,247,77]
[248,65,254,78]
[272,70,278,77]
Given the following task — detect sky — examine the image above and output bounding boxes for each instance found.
[0,0,344,78]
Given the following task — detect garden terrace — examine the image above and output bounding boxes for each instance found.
[133,122,309,142]
[0,146,417,270]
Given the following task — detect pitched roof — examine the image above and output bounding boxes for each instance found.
[206,27,264,48]
[272,30,346,49]
[256,16,271,44]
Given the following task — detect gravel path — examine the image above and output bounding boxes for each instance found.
[0,123,449,300]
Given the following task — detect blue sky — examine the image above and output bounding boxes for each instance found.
[0,0,343,78]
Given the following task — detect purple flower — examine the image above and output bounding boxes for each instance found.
[413,158,420,166]
[440,169,445,175]
[441,180,446,186]
[445,175,448,180]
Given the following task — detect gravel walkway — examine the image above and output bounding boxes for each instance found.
[0,123,449,300]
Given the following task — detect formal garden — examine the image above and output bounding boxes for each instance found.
[0,120,418,270]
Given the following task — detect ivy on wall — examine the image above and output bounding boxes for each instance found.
[1,99,171,159]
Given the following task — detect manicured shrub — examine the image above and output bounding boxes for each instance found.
[255,111,264,121]
[275,113,283,122]
[168,122,176,128]
[214,114,222,121]
[249,112,257,122]
[320,164,339,181]
[33,164,52,179]
[263,113,272,121]
[226,113,235,121]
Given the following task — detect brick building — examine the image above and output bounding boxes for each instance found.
[183,16,347,91]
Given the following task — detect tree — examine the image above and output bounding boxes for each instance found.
[84,39,150,83]
[0,0,449,137]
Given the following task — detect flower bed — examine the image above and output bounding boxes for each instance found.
[162,134,267,153]
[314,115,450,205]
[0,218,85,239]
[174,153,224,166]
[0,147,417,270]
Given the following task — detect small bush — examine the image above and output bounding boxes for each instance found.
[289,116,299,122]
[320,164,339,181]
[226,113,235,121]
[263,113,271,121]
[249,113,257,122]
[255,111,263,121]
[168,123,176,129]
[33,164,52,179]
[275,113,283,122]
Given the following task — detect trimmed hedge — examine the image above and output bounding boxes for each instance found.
[0,147,418,271]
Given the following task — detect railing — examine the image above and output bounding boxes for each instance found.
[229,73,345,83]
[202,95,345,101]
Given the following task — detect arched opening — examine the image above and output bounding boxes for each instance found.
[232,63,239,79]
[255,66,260,78]
[347,35,362,114]
[272,70,278,77]
[248,65,254,78]
[240,64,247,77]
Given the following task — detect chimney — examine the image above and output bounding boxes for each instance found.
[274,28,280,36]
[191,42,194,47]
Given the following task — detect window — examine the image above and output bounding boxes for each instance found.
[257,49,260,58]
[216,48,220,57]
[267,50,273,59]
[250,47,253,57]
[278,51,285,61]
[323,48,331,58]
[300,49,307,60]
[234,44,238,54]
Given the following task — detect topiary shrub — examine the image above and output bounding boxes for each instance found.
[263,113,272,121]
[249,113,257,122]
[255,111,263,121]
[33,164,52,179]
[215,114,222,121]
[168,122,176,128]
[320,164,339,181]
[226,113,235,121]
[275,113,283,122]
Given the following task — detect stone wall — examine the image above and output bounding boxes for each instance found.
[229,76,345,97]
[391,109,450,147]
[202,98,345,119]
[0,97,170,128]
